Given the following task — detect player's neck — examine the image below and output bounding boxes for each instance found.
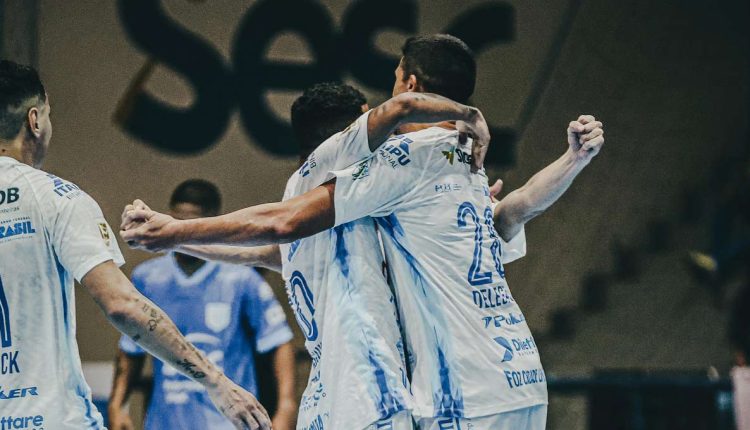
[0,137,39,167]
[395,121,456,135]
[173,252,207,277]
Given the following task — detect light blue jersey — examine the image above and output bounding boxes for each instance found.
[0,156,124,429]
[118,254,293,430]
[330,128,547,419]
[279,111,413,430]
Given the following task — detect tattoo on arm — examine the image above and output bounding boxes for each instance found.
[175,359,206,379]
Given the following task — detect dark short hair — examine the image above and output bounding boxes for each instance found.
[291,82,367,158]
[170,179,222,216]
[400,34,476,103]
[0,60,46,140]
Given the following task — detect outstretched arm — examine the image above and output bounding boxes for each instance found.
[493,115,604,241]
[367,92,490,170]
[82,261,272,430]
[121,183,337,251]
[175,245,282,273]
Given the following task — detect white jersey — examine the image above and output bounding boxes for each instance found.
[0,156,124,429]
[330,128,548,419]
[279,111,412,430]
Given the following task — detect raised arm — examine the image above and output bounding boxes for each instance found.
[493,115,604,240]
[367,92,490,170]
[121,183,337,251]
[82,261,272,430]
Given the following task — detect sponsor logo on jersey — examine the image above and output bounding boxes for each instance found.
[350,159,370,181]
[98,223,111,246]
[483,312,526,329]
[299,153,317,178]
[434,183,462,194]
[0,221,36,240]
[433,418,462,430]
[493,336,538,363]
[204,303,231,333]
[300,414,326,430]
[47,174,82,199]
[441,147,472,166]
[504,368,546,389]
[1,351,20,375]
[0,386,38,400]
[0,414,44,430]
[0,189,20,206]
[300,370,326,412]
[379,136,412,168]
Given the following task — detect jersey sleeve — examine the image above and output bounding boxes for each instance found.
[328,140,424,226]
[244,271,293,354]
[301,110,373,179]
[49,190,125,282]
[500,227,527,264]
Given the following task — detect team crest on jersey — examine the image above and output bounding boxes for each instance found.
[351,159,370,181]
[98,223,111,246]
[204,302,231,332]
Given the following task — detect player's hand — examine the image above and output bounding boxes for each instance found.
[489,179,503,203]
[120,199,152,231]
[567,115,604,163]
[107,411,135,430]
[119,208,179,252]
[457,108,491,173]
[207,375,272,430]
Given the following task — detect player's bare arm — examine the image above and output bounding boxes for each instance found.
[108,349,146,430]
[368,92,490,170]
[177,244,282,273]
[270,343,298,430]
[81,260,272,430]
[493,115,605,241]
[121,183,337,251]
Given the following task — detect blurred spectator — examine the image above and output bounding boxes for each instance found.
[730,283,750,430]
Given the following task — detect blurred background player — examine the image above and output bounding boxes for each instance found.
[108,179,295,430]
[0,60,270,429]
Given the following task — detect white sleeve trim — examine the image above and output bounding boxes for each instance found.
[500,227,527,264]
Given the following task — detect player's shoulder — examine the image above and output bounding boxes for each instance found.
[376,127,459,169]
[216,261,265,284]
[131,254,174,285]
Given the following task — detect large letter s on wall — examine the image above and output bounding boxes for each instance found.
[117,0,233,154]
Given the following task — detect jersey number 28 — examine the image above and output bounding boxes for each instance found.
[457,202,505,286]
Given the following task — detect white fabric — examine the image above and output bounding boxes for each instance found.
[279,111,413,430]
[417,405,547,430]
[365,411,415,430]
[0,156,124,429]
[733,366,750,430]
[330,128,547,419]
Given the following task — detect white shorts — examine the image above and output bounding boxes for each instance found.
[416,405,547,430]
[365,411,415,430]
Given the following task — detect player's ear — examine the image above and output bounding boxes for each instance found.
[27,107,41,138]
[406,74,421,92]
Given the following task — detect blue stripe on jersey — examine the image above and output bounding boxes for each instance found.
[333,223,407,420]
[375,214,465,417]
[56,255,102,428]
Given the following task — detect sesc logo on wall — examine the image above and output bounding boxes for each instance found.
[115,0,518,165]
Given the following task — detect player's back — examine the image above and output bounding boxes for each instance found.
[330,128,547,419]
[0,156,122,429]
[279,111,412,430]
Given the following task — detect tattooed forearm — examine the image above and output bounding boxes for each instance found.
[175,359,206,379]
[141,302,164,332]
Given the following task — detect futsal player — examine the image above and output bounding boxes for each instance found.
[0,60,270,430]
[122,83,491,430]
[108,179,295,430]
